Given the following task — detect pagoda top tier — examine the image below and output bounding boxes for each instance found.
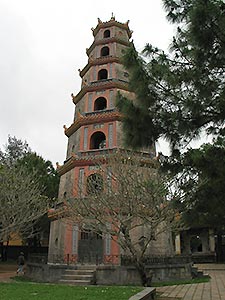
[91,15,133,39]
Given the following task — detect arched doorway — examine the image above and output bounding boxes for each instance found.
[90,132,106,149]
[98,69,108,80]
[94,97,107,111]
[100,46,109,57]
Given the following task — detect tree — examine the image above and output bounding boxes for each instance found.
[116,0,225,258]
[16,152,59,199]
[15,153,59,249]
[0,136,59,258]
[117,0,225,151]
[0,135,30,166]
[65,151,181,286]
[0,136,59,200]
[0,164,50,243]
[166,138,225,260]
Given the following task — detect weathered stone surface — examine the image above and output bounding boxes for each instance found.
[27,260,192,285]
[129,288,156,300]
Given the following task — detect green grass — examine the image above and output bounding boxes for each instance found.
[152,276,210,287]
[0,282,143,300]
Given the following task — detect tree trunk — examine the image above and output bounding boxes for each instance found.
[135,259,153,286]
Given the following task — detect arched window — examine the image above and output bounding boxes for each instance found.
[104,29,110,38]
[98,69,108,80]
[90,131,106,149]
[100,46,109,57]
[86,173,103,194]
[94,97,107,111]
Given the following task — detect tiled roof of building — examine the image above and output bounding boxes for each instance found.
[65,109,122,137]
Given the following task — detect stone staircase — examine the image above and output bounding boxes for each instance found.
[191,265,209,278]
[59,266,96,285]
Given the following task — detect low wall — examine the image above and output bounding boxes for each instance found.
[191,253,216,263]
[129,288,156,300]
[26,263,76,282]
[27,261,192,285]
[95,263,192,285]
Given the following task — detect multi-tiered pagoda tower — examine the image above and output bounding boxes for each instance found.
[48,16,156,264]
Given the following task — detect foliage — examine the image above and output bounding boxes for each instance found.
[117,0,225,151]
[16,152,59,199]
[0,164,50,243]
[0,136,59,244]
[65,151,182,286]
[166,138,225,230]
[0,135,30,166]
[0,282,142,300]
[0,136,59,200]
[116,0,225,239]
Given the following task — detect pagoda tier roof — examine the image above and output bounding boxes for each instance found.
[72,78,129,104]
[92,18,132,39]
[64,109,122,137]
[86,37,130,57]
[80,55,120,78]
[57,148,157,176]
[58,148,117,175]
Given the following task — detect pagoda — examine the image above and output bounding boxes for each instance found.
[48,16,156,264]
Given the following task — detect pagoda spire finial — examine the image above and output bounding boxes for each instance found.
[111,12,115,20]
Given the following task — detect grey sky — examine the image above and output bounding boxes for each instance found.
[0,0,174,164]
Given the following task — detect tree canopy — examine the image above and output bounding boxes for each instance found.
[0,164,49,243]
[0,136,59,243]
[117,0,225,151]
[168,138,225,229]
[0,135,59,200]
[16,152,59,199]
[116,0,225,240]
[0,135,30,166]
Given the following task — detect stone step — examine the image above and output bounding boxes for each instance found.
[75,265,96,270]
[61,274,93,280]
[59,279,91,285]
[59,267,96,285]
[64,269,94,275]
[191,266,209,278]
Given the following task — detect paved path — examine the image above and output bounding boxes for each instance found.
[157,264,225,300]
[0,263,17,282]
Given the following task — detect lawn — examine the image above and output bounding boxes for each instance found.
[0,282,143,300]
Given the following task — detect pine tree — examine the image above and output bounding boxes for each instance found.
[117,0,225,151]
[117,0,225,259]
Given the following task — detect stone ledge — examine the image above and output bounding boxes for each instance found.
[129,288,156,300]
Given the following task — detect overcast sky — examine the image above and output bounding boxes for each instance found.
[0,0,175,165]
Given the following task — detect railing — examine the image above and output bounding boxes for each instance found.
[77,148,117,158]
[89,78,129,87]
[121,255,192,266]
[103,255,120,265]
[78,254,103,265]
[63,148,156,165]
[29,253,192,266]
[84,108,116,117]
